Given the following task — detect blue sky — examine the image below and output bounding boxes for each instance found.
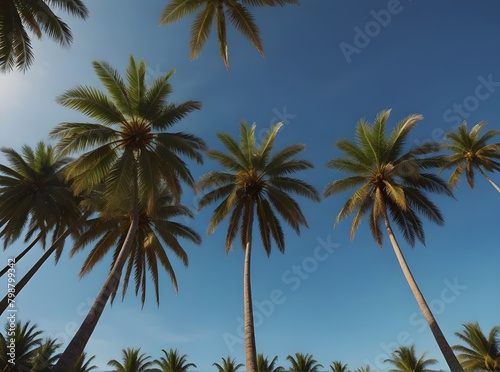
[1,1,499,371]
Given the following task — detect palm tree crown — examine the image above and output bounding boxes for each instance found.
[72,352,98,372]
[0,320,43,370]
[154,348,197,372]
[159,0,299,70]
[286,352,323,372]
[442,121,500,193]
[107,348,153,372]
[257,353,284,372]
[330,360,349,372]
[213,356,244,372]
[384,345,438,372]
[0,0,88,72]
[453,322,500,371]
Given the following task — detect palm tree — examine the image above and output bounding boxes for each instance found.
[154,348,197,372]
[30,338,62,372]
[257,353,284,372]
[330,360,349,372]
[70,188,201,306]
[0,142,83,314]
[213,356,244,372]
[323,110,463,371]
[286,352,323,372]
[107,348,153,372]
[51,55,205,371]
[384,345,438,372]
[0,0,88,72]
[453,322,500,371]
[354,366,372,372]
[159,0,299,70]
[72,352,98,372]
[197,121,319,371]
[442,121,500,193]
[0,320,43,371]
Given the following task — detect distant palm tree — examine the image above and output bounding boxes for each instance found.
[154,348,197,372]
[442,121,500,193]
[0,320,43,371]
[213,356,244,372]
[323,110,462,372]
[159,0,299,70]
[257,353,284,372]
[384,345,438,372]
[30,338,62,372]
[355,366,372,372]
[197,122,319,371]
[72,352,98,372]
[107,348,154,372]
[453,322,500,371]
[0,142,83,314]
[0,0,88,72]
[51,55,205,371]
[330,360,349,372]
[286,352,323,372]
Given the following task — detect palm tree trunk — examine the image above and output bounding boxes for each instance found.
[380,209,464,372]
[53,162,140,372]
[0,235,40,277]
[0,230,70,314]
[477,166,500,193]
[244,200,257,372]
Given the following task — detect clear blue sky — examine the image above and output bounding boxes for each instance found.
[1,1,499,371]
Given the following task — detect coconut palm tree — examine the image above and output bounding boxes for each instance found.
[213,356,244,372]
[355,366,372,372]
[107,348,153,372]
[323,110,462,371]
[453,322,500,371]
[442,121,500,193]
[197,121,319,371]
[0,142,83,314]
[159,0,299,70]
[384,345,438,372]
[286,352,323,372]
[51,55,205,372]
[257,354,284,372]
[0,320,43,371]
[72,352,98,372]
[154,348,197,372]
[70,188,201,306]
[30,338,62,372]
[0,0,88,72]
[330,360,349,372]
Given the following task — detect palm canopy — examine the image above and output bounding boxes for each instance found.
[30,337,62,372]
[159,0,299,70]
[330,360,349,372]
[213,356,244,372]
[286,352,323,372]
[442,121,500,191]
[0,142,81,252]
[0,0,88,72]
[107,348,153,372]
[50,55,205,213]
[197,121,320,254]
[70,188,201,306]
[154,348,197,371]
[72,352,98,372]
[257,354,284,372]
[453,322,500,371]
[384,345,438,372]
[324,109,453,247]
[0,320,43,370]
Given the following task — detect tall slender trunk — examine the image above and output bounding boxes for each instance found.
[380,209,464,372]
[0,235,40,277]
[53,161,140,372]
[477,166,500,193]
[0,230,70,314]
[243,200,257,372]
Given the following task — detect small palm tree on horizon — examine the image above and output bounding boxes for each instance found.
[197,121,319,371]
[107,348,153,372]
[154,348,197,372]
[323,110,463,372]
[330,360,349,372]
[286,352,323,372]
[213,356,244,372]
[384,345,438,372]
[258,353,285,372]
